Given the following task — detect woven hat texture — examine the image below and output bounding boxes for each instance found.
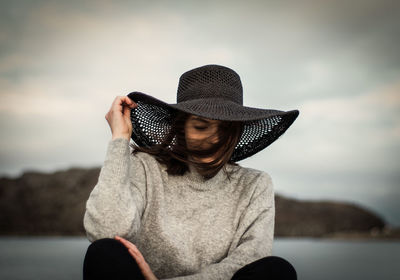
[127,64,299,162]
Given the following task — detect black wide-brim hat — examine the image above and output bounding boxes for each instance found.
[127,64,299,162]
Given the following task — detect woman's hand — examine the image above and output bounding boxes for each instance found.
[115,235,158,280]
[105,96,138,140]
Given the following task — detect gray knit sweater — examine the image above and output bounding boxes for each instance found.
[83,138,275,280]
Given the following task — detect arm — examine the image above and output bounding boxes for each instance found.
[83,137,147,242]
[164,172,275,280]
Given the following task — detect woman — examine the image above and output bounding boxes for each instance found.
[83,65,299,280]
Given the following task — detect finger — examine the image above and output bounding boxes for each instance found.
[115,235,130,246]
[127,249,149,275]
[116,237,132,248]
[115,235,131,243]
[115,236,138,251]
[114,236,152,278]
[127,248,140,260]
[129,244,143,256]
[128,248,141,261]
[119,96,137,107]
[127,248,146,269]
[129,249,150,273]
[111,96,129,111]
[115,237,139,257]
[127,98,138,108]
[112,96,124,108]
[114,236,147,267]
[123,105,131,118]
[127,248,156,280]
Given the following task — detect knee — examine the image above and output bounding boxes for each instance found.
[259,256,297,279]
[83,238,142,280]
[88,237,121,247]
[85,238,127,260]
[233,255,297,280]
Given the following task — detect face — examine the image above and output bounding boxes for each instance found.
[184,115,222,163]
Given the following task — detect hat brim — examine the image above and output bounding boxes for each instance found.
[127,91,299,162]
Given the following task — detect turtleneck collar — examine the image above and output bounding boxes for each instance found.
[185,163,232,191]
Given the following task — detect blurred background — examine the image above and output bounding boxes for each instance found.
[0,0,399,279]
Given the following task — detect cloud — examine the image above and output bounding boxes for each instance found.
[0,0,400,225]
[273,81,400,174]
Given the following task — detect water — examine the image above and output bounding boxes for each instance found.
[0,237,399,280]
[0,237,88,280]
[273,238,400,280]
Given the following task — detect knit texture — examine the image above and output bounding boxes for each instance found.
[83,138,275,280]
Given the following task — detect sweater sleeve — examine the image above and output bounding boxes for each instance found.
[83,137,147,242]
[163,172,275,280]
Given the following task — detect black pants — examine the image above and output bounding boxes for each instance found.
[83,238,297,280]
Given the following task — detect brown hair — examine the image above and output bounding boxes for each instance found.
[129,110,244,180]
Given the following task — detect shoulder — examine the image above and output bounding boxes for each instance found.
[129,149,164,170]
[228,165,274,208]
[228,164,273,186]
[226,164,274,200]
[239,166,274,206]
[131,150,156,162]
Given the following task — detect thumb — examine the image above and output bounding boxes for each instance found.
[123,104,131,119]
[126,98,137,108]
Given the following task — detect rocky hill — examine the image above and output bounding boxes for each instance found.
[0,167,398,239]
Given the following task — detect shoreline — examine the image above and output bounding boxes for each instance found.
[1,231,400,241]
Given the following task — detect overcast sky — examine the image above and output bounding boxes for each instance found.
[1,0,399,226]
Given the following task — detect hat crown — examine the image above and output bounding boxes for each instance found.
[177,64,243,105]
